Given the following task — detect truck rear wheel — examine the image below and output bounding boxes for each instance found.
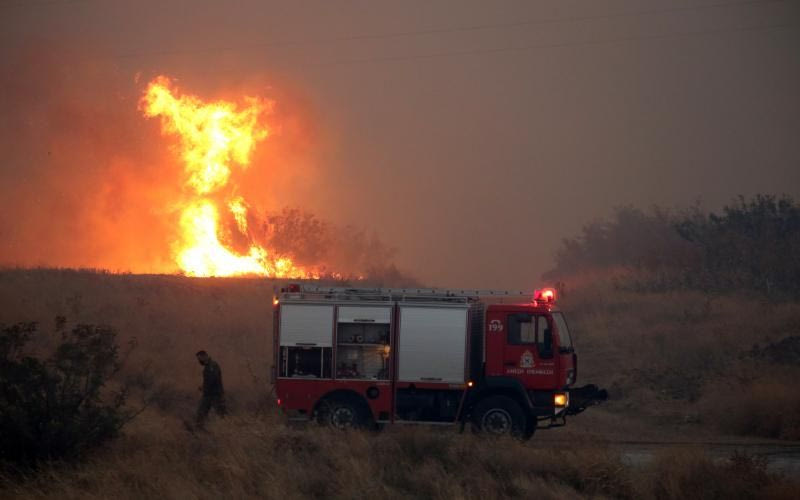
[317,397,366,430]
[472,395,529,439]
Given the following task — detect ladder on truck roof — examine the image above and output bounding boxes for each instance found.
[277,284,536,304]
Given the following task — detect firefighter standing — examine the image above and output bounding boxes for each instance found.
[195,350,226,426]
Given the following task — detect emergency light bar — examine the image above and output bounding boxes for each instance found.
[278,284,558,304]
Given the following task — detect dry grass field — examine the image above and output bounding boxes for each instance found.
[560,279,800,440]
[4,412,799,500]
[2,268,800,498]
[0,268,277,415]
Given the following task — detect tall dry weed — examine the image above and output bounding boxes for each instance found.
[1,411,633,499]
[636,448,796,500]
[4,412,798,499]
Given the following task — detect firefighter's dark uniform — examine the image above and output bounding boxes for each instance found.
[196,358,226,425]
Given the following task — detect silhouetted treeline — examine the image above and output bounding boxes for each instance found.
[545,195,800,297]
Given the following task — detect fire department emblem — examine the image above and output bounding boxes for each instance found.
[520,350,535,369]
[488,319,503,332]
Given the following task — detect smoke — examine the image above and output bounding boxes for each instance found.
[0,44,413,283]
[0,44,178,272]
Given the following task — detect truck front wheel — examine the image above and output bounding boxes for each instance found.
[472,395,529,439]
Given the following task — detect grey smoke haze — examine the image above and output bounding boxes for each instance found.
[1,0,798,289]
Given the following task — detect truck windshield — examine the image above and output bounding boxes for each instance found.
[551,312,573,351]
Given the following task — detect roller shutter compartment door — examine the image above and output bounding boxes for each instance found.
[398,306,468,384]
[279,304,334,346]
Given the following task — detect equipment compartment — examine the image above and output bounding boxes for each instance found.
[280,346,332,379]
[335,306,391,380]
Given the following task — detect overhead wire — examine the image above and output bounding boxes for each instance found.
[2,0,795,68]
[110,0,794,59]
[0,0,92,10]
[303,20,797,69]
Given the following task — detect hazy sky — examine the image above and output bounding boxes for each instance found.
[1,0,799,289]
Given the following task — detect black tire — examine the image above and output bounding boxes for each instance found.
[317,397,366,430]
[471,395,530,439]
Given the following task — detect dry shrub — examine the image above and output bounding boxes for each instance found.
[702,377,800,440]
[636,448,797,500]
[0,321,130,466]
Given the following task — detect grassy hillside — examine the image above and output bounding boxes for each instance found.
[2,268,799,437]
[0,269,800,439]
[0,269,277,416]
[2,268,800,498]
[558,276,800,439]
[544,195,800,440]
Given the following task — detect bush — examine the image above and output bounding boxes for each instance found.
[0,318,129,466]
[677,194,800,297]
[703,378,800,440]
[638,449,791,500]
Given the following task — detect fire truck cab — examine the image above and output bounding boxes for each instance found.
[273,285,605,439]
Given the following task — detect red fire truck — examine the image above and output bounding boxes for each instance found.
[273,284,606,439]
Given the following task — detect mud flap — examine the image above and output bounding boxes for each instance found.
[566,384,608,416]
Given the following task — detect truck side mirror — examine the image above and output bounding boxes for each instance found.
[539,329,553,359]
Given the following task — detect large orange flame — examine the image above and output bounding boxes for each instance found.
[141,76,317,278]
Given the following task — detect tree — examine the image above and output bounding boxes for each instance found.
[546,195,800,298]
[677,195,800,296]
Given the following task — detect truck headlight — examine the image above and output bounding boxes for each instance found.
[554,393,568,407]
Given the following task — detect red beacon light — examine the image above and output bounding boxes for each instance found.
[533,288,557,304]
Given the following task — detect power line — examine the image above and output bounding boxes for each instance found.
[302,21,797,69]
[112,0,792,59]
[165,20,796,77]
[0,0,92,10]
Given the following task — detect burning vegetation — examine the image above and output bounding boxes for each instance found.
[140,76,319,279]
[0,50,409,283]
